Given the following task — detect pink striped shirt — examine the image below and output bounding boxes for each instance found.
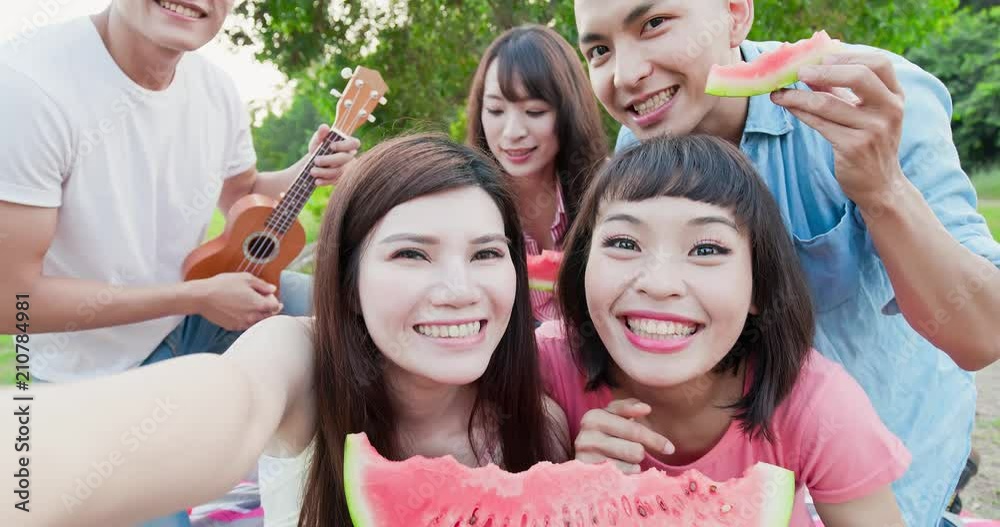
[523,183,568,323]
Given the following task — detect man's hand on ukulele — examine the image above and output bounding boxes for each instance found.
[306,124,361,186]
[194,272,283,331]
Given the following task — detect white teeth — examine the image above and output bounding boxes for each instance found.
[633,87,679,116]
[626,317,697,339]
[158,0,203,18]
[415,321,482,339]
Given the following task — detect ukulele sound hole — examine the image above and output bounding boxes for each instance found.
[243,232,280,265]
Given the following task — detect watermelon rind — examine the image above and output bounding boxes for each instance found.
[528,279,555,292]
[705,30,843,97]
[748,462,796,526]
[344,434,376,527]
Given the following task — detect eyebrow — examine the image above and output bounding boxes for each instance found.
[689,216,739,231]
[601,213,739,231]
[579,1,656,45]
[378,233,511,245]
[602,213,643,225]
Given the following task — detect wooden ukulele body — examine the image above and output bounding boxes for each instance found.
[182,193,307,292]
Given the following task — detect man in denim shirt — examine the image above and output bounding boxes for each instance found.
[574,1,1000,525]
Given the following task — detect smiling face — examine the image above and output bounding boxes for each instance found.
[357,186,517,386]
[574,0,753,140]
[114,0,232,52]
[585,195,754,387]
[480,60,561,181]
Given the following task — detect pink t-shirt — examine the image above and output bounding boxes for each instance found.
[536,321,911,526]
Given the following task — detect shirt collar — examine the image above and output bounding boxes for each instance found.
[739,40,795,137]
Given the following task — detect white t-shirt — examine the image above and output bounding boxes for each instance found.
[0,17,257,381]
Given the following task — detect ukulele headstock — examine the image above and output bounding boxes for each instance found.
[329,66,389,136]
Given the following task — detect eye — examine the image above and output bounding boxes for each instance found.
[587,45,610,60]
[690,243,731,257]
[485,108,503,116]
[526,109,548,117]
[472,248,505,261]
[642,16,669,33]
[602,235,640,252]
[392,249,428,261]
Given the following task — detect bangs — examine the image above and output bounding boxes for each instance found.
[598,138,762,228]
[495,37,560,105]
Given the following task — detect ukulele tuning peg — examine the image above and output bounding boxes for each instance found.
[329,88,342,98]
[379,96,388,105]
[341,67,354,79]
[354,79,365,87]
[367,115,376,123]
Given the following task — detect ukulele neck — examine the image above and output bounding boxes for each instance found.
[265,128,347,234]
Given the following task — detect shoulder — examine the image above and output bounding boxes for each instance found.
[181,52,246,110]
[773,349,906,457]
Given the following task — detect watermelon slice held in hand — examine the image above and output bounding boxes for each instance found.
[705,30,843,97]
[527,250,563,292]
[344,432,795,526]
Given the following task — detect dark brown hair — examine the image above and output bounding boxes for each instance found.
[466,23,608,225]
[557,134,815,441]
[300,134,563,526]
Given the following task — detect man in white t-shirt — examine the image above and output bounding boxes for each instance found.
[0,2,358,525]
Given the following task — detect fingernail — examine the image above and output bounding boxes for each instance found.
[664,442,675,455]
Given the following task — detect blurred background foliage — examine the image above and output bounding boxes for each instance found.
[222,0,998,243]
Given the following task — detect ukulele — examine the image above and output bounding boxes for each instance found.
[182,66,389,292]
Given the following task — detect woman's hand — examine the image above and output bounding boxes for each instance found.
[574,398,675,474]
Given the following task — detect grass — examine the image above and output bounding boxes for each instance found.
[983,204,1000,240]
[0,335,12,384]
[972,164,1000,201]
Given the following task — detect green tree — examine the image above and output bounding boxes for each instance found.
[232,0,957,148]
[908,7,1000,166]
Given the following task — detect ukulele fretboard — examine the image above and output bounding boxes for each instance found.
[265,130,346,234]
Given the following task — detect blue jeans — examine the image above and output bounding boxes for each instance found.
[140,270,313,527]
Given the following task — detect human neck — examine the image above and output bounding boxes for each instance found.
[692,46,750,145]
[386,366,478,448]
[91,8,181,90]
[611,365,741,422]
[609,361,745,465]
[510,164,559,246]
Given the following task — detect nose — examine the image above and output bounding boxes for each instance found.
[501,112,528,142]
[614,49,653,92]
[633,252,687,300]
[429,262,482,308]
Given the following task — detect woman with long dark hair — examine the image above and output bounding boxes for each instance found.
[466,24,609,322]
[0,134,569,527]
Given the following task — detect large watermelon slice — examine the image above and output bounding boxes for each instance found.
[344,432,795,526]
[527,250,563,292]
[705,30,843,97]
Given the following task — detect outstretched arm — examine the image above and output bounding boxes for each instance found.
[0,315,314,526]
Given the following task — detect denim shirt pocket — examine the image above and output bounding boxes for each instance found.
[792,203,868,313]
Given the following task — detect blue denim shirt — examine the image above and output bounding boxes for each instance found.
[618,40,999,527]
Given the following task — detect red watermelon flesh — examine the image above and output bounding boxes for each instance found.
[344,432,795,526]
[705,30,843,97]
[527,250,562,292]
